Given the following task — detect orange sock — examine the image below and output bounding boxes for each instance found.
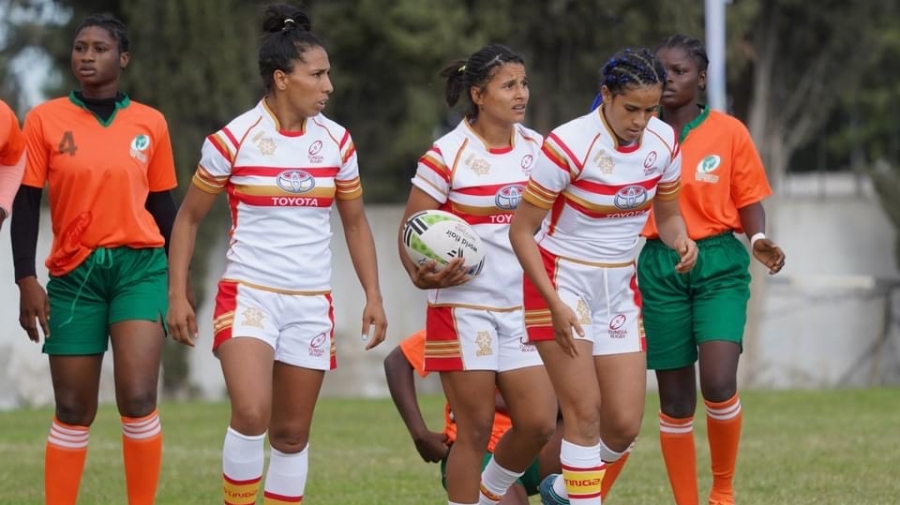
[45,418,90,505]
[659,412,698,505]
[121,410,162,505]
[705,394,742,503]
[600,449,630,500]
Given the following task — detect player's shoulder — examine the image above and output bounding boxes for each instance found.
[645,116,678,151]
[707,110,752,139]
[25,97,72,120]
[309,113,352,146]
[124,98,168,126]
[430,122,470,160]
[216,105,270,142]
[0,99,16,120]
[515,124,543,147]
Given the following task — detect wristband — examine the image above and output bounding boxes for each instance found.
[750,232,766,247]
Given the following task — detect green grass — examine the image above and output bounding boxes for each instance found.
[0,389,898,504]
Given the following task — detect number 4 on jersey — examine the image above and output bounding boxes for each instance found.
[58,131,77,156]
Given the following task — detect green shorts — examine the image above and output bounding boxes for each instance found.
[637,233,751,370]
[45,247,168,355]
[440,452,542,496]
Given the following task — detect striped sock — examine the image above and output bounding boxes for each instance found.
[706,394,743,503]
[223,427,265,505]
[122,410,162,505]
[659,413,698,505]
[262,445,308,504]
[560,439,604,504]
[45,418,90,505]
[478,456,523,504]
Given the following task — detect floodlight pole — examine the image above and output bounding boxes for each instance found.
[705,0,729,111]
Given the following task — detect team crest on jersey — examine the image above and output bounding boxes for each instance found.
[696,154,721,183]
[613,185,648,209]
[520,154,534,175]
[308,332,327,357]
[643,151,658,175]
[308,140,324,163]
[475,331,493,356]
[129,134,150,163]
[465,154,491,176]
[495,184,524,210]
[593,149,615,175]
[255,137,277,156]
[276,170,316,193]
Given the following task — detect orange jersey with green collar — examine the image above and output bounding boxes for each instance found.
[643,108,772,240]
[399,330,512,452]
[21,94,177,276]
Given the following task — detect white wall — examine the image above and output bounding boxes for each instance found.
[1,173,897,409]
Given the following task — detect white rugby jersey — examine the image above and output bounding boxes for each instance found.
[192,100,362,292]
[412,120,542,310]
[524,109,681,263]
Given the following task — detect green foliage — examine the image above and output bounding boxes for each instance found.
[1,390,899,503]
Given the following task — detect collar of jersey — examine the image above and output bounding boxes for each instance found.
[658,104,710,143]
[68,90,131,127]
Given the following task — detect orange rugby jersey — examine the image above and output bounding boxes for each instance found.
[21,93,177,276]
[643,107,772,240]
[526,109,681,263]
[192,100,362,293]
[0,100,25,166]
[412,120,542,310]
[399,330,512,452]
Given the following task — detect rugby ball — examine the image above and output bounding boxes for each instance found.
[402,209,486,276]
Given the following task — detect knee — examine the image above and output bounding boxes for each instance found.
[268,426,309,454]
[563,402,601,440]
[701,381,737,404]
[455,416,494,449]
[659,390,696,419]
[229,405,271,435]
[118,390,158,418]
[601,410,641,448]
[55,401,98,427]
[516,413,557,446]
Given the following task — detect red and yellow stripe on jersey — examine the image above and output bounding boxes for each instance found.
[192,100,362,293]
[411,120,543,310]
[524,108,681,264]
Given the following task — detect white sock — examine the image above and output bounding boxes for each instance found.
[222,427,265,503]
[479,456,523,504]
[560,439,604,504]
[599,438,627,464]
[263,445,309,502]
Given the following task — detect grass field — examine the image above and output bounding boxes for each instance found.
[0,389,898,504]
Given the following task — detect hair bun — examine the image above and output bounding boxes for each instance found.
[261,4,312,34]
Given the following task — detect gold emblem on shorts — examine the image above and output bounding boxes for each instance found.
[241,307,265,329]
[576,299,591,325]
[594,149,615,175]
[475,331,493,356]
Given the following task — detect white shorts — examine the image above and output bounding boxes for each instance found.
[424,305,542,372]
[212,280,336,370]
[524,248,645,356]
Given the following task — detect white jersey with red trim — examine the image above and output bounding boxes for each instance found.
[524,109,681,263]
[412,120,542,310]
[192,100,362,292]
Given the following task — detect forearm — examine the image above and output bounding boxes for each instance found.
[653,199,689,249]
[0,152,25,215]
[738,202,767,238]
[11,185,41,281]
[344,216,383,301]
[167,214,199,300]
[384,349,430,438]
[145,190,177,254]
[509,222,560,307]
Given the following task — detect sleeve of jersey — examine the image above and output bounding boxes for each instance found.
[656,141,683,201]
[0,104,25,166]
[20,110,48,189]
[335,131,362,200]
[411,146,450,204]
[523,136,572,210]
[731,126,772,207]
[192,130,235,194]
[147,118,178,192]
[398,330,429,378]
